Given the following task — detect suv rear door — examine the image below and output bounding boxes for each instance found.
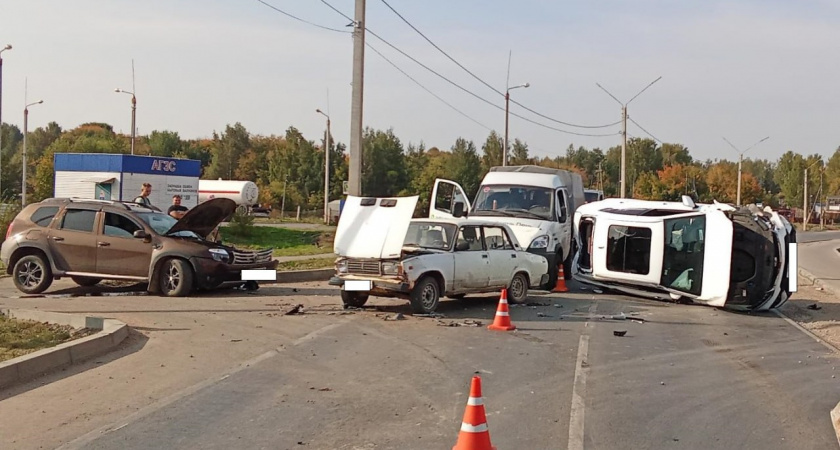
[47,207,99,273]
[96,211,153,277]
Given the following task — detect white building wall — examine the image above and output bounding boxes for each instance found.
[54,171,122,200]
[122,173,199,209]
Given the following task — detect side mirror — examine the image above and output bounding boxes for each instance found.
[681,195,697,209]
[133,230,149,241]
[453,202,465,218]
[455,241,469,251]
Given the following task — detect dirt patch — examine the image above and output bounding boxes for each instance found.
[0,315,95,362]
[781,285,840,350]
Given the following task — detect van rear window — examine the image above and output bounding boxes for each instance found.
[30,206,59,227]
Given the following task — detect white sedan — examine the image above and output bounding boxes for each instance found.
[329,196,549,314]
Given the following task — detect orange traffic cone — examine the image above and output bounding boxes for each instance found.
[488,289,516,331]
[552,265,569,293]
[453,376,496,450]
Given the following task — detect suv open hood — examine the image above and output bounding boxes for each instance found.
[167,198,237,238]
[334,195,418,259]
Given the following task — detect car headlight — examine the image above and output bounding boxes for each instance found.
[529,235,549,250]
[336,259,348,274]
[209,248,230,263]
[381,261,400,275]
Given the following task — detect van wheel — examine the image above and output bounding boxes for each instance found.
[563,250,574,280]
[508,272,529,304]
[341,291,369,307]
[71,276,101,287]
[13,254,53,294]
[410,276,440,314]
[159,259,194,297]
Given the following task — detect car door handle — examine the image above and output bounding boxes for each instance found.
[482,254,488,259]
[97,242,110,247]
[51,236,64,242]
[511,254,516,258]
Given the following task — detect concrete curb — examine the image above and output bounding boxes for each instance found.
[798,267,840,298]
[0,309,128,390]
[270,268,333,284]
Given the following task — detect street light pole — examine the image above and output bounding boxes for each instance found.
[0,44,11,198]
[723,136,769,205]
[317,109,331,224]
[114,88,136,155]
[596,76,662,198]
[22,100,43,206]
[503,83,529,167]
[803,159,823,232]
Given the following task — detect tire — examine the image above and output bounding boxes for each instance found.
[71,276,102,287]
[545,251,563,290]
[563,249,574,280]
[409,276,440,314]
[12,254,53,294]
[158,258,194,297]
[508,272,529,304]
[341,291,369,307]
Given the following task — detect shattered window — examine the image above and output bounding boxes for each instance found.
[661,215,705,295]
[606,226,652,275]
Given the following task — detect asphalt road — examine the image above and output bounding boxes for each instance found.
[798,230,840,243]
[1,280,839,450]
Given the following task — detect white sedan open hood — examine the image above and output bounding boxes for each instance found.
[334,195,419,259]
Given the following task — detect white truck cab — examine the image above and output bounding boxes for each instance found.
[430,165,585,289]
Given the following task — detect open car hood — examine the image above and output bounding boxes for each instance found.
[166,198,237,238]
[334,195,419,259]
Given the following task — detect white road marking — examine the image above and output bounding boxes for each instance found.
[568,302,597,450]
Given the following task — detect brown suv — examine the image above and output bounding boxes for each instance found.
[1,198,278,296]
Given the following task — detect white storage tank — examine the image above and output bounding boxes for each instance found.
[198,180,259,206]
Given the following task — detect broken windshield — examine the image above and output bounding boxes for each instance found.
[471,185,553,220]
[403,222,458,250]
[661,215,706,295]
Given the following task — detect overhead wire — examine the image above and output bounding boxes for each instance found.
[378,0,620,129]
[256,0,350,33]
[316,0,618,137]
[628,116,663,144]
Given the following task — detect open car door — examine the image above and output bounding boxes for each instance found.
[430,179,471,220]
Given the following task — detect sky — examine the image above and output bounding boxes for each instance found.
[1,0,839,163]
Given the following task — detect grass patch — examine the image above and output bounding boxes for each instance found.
[220,226,334,257]
[0,315,91,363]
[277,257,336,271]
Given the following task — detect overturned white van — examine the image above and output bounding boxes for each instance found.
[571,196,797,311]
[430,165,585,289]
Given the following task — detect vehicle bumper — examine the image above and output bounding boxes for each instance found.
[527,247,557,268]
[191,257,279,287]
[329,275,411,297]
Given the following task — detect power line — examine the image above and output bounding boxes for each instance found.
[627,116,663,144]
[320,0,354,22]
[366,42,492,131]
[318,0,617,137]
[378,0,619,129]
[256,0,350,33]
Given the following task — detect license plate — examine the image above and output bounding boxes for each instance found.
[344,280,372,291]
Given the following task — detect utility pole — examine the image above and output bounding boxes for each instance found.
[804,167,809,232]
[317,109,331,224]
[723,136,769,205]
[348,0,365,197]
[596,76,662,199]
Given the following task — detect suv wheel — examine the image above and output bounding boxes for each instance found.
[13,254,53,294]
[340,291,369,307]
[409,276,440,314]
[72,276,101,287]
[159,259,194,297]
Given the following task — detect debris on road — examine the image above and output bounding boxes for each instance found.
[414,313,446,319]
[807,303,822,310]
[436,319,483,327]
[536,312,552,318]
[382,313,406,321]
[613,330,628,337]
[284,304,305,315]
[526,301,550,307]
[554,304,563,308]
[593,289,604,294]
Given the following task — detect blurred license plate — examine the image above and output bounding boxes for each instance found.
[344,280,372,291]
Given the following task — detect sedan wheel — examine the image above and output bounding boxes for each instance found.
[409,276,440,314]
[508,272,529,304]
[13,254,53,294]
[159,259,194,297]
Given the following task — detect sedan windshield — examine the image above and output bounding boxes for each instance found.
[471,185,553,220]
[403,222,457,250]
[134,212,202,238]
[661,215,706,295]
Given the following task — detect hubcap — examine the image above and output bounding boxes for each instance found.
[421,283,437,309]
[17,261,44,288]
[164,263,181,292]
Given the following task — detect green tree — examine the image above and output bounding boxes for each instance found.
[362,128,407,197]
[660,143,692,167]
[206,123,251,180]
[148,130,183,157]
[448,138,481,197]
[480,131,503,173]
[509,139,530,165]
